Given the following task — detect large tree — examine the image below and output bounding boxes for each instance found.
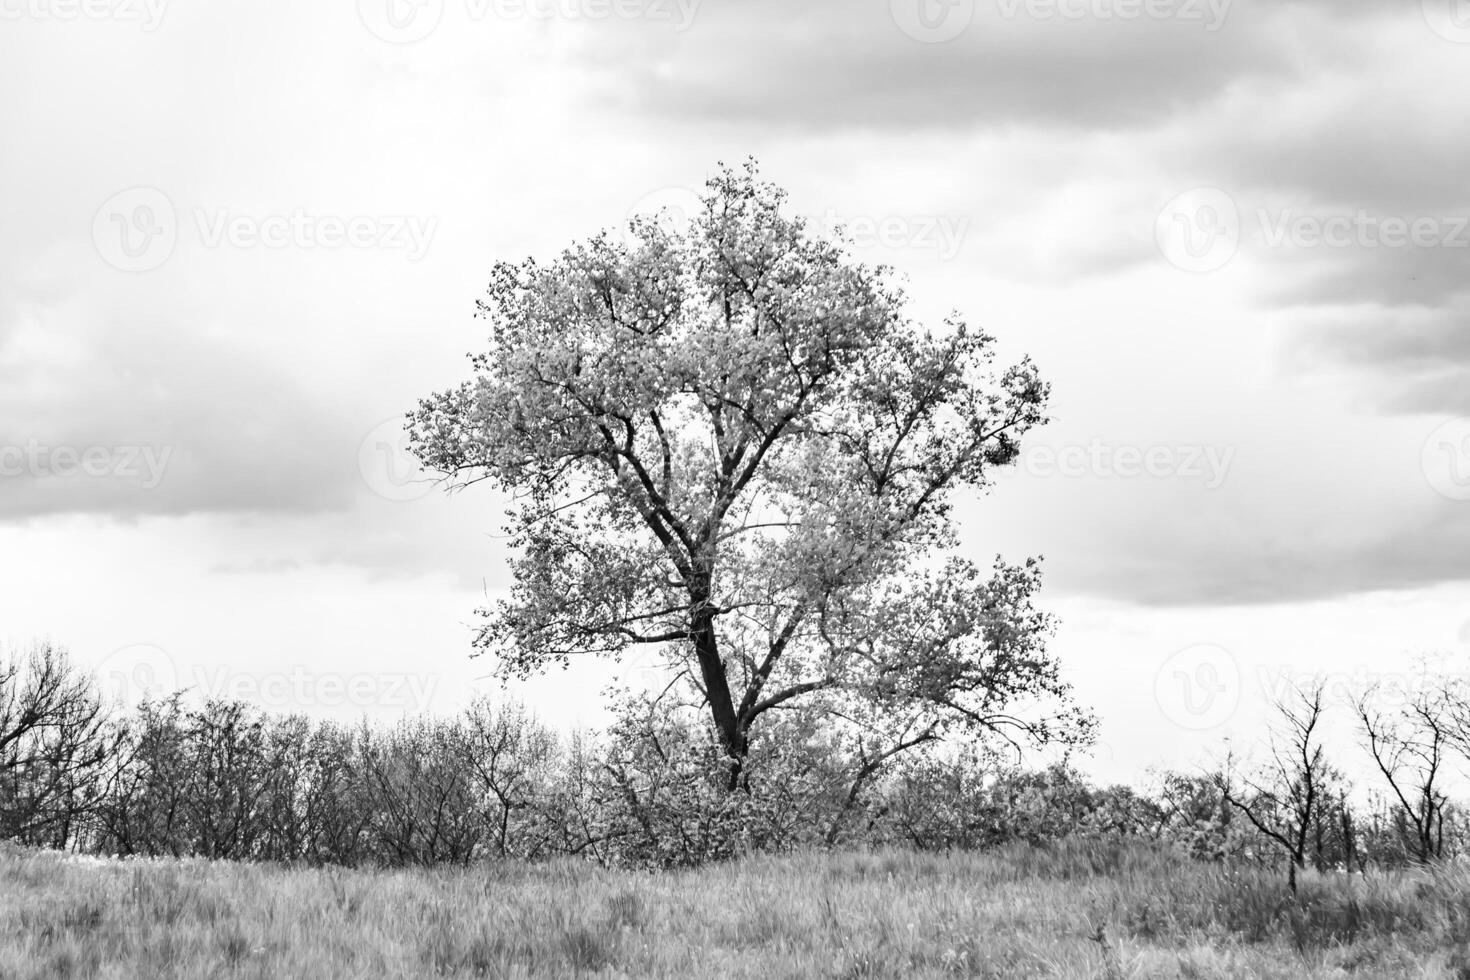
[410,162,1089,785]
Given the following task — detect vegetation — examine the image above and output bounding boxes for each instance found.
[407,161,1089,793]
[7,164,1470,976]
[4,838,1470,979]
[4,642,1470,881]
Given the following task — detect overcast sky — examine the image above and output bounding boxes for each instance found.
[3,0,1469,783]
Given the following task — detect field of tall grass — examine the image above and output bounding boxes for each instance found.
[2,838,1467,979]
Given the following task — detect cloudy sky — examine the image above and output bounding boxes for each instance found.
[3,0,1469,783]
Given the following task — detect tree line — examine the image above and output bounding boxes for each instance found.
[3,642,1468,875]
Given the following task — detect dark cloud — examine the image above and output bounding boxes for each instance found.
[1026,493,1470,607]
[1258,245,1470,310]
[0,300,359,521]
[1280,303,1470,416]
[1291,304,1470,372]
[574,0,1327,133]
[568,0,1398,138]
[967,403,1470,608]
[1144,27,1470,420]
[1192,88,1470,215]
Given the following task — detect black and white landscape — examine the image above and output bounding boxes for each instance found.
[3,2,1470,977]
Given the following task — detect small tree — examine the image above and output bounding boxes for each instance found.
[460,698,560,858]
[1219,681,1337,892]
[0,644,118,848]
[94,696,190,857]
[410,161,1090,789]
[1354,682,1454,864]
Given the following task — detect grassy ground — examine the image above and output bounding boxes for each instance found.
[2,839,1468,979]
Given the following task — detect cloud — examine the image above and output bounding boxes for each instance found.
[1185,38,1470,418]
[0,288,358,521]
[1057,507,1470,607]
[965,388,1470,608]
[573,0,1385,134]
[210,557,305,576]
[1,0,1464,615]
[1278,304,1470,416]
[998,11,1470,430]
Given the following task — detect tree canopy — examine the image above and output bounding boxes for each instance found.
[409,162,1091,785]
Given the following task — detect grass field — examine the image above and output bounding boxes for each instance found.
[2,840,1468,979]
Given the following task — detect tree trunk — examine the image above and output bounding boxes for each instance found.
[689,606,746,785]
[1340,800,1359,873]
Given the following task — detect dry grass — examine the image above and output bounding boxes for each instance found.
[2,839,1468,979]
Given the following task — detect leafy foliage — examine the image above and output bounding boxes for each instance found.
[409,161,1086,783]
